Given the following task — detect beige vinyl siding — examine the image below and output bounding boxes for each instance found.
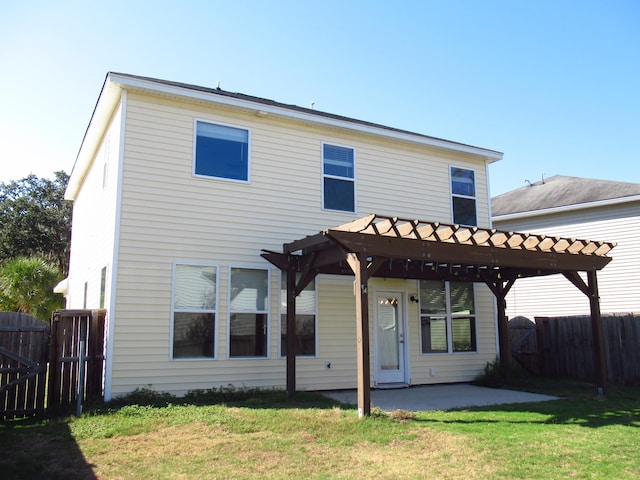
[103,91,496,397]
[66,103,122,310]
[494,201,640,319]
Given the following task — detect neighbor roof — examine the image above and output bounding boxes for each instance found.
[492,175,640,217]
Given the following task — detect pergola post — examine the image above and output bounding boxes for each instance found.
[347,252,371,417]
[483,278,515,369]
[563,271,609,395]
[286,257,297,399]
[587,270,608,395]
[496,292,512,369]
[263,215,616,414]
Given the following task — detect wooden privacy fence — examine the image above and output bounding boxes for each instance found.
[48,309,107,410]
[0,313,50,420]
[510,314,640,386]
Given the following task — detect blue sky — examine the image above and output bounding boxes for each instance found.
[1,0,638,195]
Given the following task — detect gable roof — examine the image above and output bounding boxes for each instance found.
[492,175,640,218]
[109,72,503,159]
[67,72,503,200]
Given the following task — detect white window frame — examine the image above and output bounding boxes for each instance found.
[321,142,357,213]
[419,280,477,354]
[449,165,478,226]
[278,272,318,358]
[170,261,219,361]
[193,118,251,183]
[227,265,271,359]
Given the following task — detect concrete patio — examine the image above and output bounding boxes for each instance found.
[322,383,557,412]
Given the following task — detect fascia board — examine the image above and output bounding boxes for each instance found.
[108,73,503,162]
[493,194,640,223]
[66,75,123,200]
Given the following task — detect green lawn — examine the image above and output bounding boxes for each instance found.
[1,381,639,479]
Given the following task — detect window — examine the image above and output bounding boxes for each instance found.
[420,280,476,353]
[229,267,269,357]
[195,121,249,181]
[451,167,477,226]
[323,144,355,212]
[280,273,316,356]
[172,263,217,359]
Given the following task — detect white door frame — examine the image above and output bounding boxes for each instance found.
[373,289,409,386]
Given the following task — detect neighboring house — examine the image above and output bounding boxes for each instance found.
[492,175,640,320]
[63,73,612,403]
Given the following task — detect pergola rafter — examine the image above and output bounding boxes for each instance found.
[262,214,616,416]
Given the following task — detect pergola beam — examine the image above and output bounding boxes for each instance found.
[262,214,616,415]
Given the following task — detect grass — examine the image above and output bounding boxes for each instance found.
[1,381,639,479]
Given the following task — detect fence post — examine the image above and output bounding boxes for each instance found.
[76,317,87,417]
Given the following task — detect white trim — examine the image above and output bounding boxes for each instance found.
[373,289,409,385]
[486,161,494,229]
[192,118,252,184]
[107,73,503,160]
[321,142,357,213]
[68,73,502,201]
[227,265,272,359]
[493,194,640,222]
[418,280,478,355]
[104,94,127,401]
[169,261,220,361]
[449,165,478,226]
[66,77,123,200]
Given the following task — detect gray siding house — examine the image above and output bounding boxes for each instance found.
[492,175,640,319]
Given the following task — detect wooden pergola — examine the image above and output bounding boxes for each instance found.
[262,214,616,416]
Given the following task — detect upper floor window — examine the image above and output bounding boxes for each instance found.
[323,144,355,212]
[195,121,249,182]
[450,167,477,226]
[172,263,217,359]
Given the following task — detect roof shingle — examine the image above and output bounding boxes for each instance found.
[492,175,640,217]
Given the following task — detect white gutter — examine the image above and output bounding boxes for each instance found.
[68,71,503,201]
[493,194,640,223]
[107,72,503,162]
[66,76,123,200]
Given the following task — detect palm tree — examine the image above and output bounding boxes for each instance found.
[0,256,64,321]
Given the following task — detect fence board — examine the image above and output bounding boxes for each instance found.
[48,310,106,409]
[0,312,50,420]
[534,314,640,386]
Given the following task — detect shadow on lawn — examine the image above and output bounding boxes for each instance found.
[0,416,97,480]
[420,390,640,429]
[96,386,349,413]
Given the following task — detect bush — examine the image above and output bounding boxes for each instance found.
[474,359,520,388]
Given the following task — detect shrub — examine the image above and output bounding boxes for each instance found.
[474,359,520,388]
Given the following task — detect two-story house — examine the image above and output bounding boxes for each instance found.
[63,73,614,411]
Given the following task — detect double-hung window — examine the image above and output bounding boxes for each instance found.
[450,167,477,226]
[323,144,355,212]
[229,267,269,357]
[172,263,217,359]
[420,280,476,353]
[280,273,316,357]
[194,120,249,181]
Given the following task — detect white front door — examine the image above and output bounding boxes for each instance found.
[374,292,406,385]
